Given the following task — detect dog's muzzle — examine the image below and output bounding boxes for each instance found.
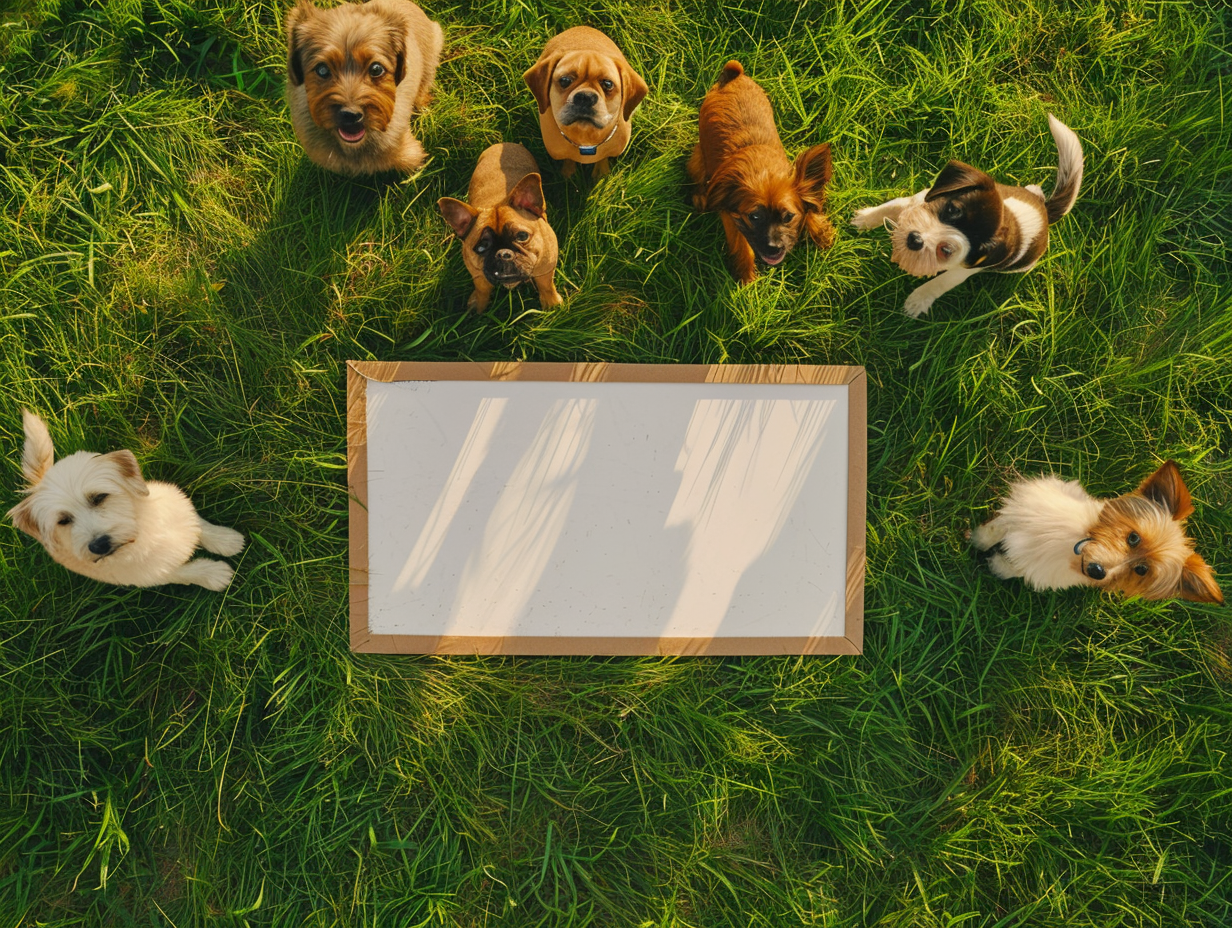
[906,232,924,251]
[89,535,114,557]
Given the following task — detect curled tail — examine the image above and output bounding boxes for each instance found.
[718,61,744,86]
[1045,114,1083,224]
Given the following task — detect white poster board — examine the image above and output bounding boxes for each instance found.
[348,362,865,655]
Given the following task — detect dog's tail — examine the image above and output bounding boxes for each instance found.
[718,61,744,86]
[1045,114,1083,224]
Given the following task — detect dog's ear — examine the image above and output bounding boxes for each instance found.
[7,497,40,541]
[19,409,55,486]
[388,20,407,85]
[926,160,995,201]
[793,143,832,212]
[620,60,649,122]
[1139,460,1194,521]
[286,1,314,87]
[702,162,746,215]
[1178,552,1223,604]
[438,198,479,239]
[523,55,559,114]
[101,450,150,498]
[509,173,546,218]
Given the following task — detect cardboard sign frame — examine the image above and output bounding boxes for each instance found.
[347,361,866,655]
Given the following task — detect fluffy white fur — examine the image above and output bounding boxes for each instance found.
[969,475,1104,590]
[7,410,244,591]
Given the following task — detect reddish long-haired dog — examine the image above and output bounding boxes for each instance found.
[687,61,834,284]
[970,461,1222,602]
[286,0,443,176]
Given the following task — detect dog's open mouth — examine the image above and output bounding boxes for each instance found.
[338,125,366,144]
[758,247,787,266]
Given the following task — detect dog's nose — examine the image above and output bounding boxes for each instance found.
[339,108,364,125]
[906,231,924,251]
[1085,562,1106,581]
[88,535,113,556]
[496,248,514,261]
[572,90,598,109]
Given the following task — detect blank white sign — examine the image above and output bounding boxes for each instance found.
[362,377,852,643]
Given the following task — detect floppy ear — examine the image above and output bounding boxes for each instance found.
[1179,552,1223,604]
[793,143,832,212]
[286,1,314,87]
[1138,460,1194,521]
[100,450,150,498]
[701,162,748,214]
[508,173,546,218]
[620,60,649,122]
[19,409,55,486]
[7,497,40,541]
[389,23,407,85]
[926,160,995,201]
[438,198,479,239]
[523,55,558,114]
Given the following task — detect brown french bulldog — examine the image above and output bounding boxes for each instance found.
[437,143,563,313]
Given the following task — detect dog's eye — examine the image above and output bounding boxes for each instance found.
[57,514,73,526]
[749,210,764,223]
[475,241,489,254]
[90,493,109,507]
[939,243,955,257]
[600,79,614,92]
[314,64,330,79]
[559,75,574,88]
[1134,564,1148,576]
[1127,531,1140,547]
[942,203,963,221]
[369,63,385,78]
[781,211,794,222]
[515,231,530,242]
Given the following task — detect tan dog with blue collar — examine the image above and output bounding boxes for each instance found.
[524,26,649,179]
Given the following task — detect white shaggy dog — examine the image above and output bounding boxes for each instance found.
[7,410,244,591]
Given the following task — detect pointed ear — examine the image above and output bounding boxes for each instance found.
[523,55,558,114]
[7,497,40,541]
[286,1,314,87]
[620,60,648,122]
[19,409,55,486]
[1179,552,1223,604]
[100,450,150,497]
[793,143,832,211]
[1138,460,1193,521]
[926,160,995,201]
[509,173,546,218]
[437,197,479,239]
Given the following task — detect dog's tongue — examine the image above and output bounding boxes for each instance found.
[339,125,366,143]
[762,249,786,266]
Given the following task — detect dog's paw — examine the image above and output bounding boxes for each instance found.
[195,560,235,592]
[849,207,881,231]
[903,290,935,318]
[204,525,245,557]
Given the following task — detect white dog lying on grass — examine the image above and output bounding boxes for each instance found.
[7,409,244,590]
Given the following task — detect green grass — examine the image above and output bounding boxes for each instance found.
[1,0,1230,924]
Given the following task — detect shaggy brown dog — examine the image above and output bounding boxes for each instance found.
[286,0,443,176]
[687,61,834,283]
[524,26,648,179]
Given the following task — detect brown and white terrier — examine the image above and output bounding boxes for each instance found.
[851,114,1083,317]
[524,26,649,179]
[687,61,834,284]
[286,0,443,176]
[970,460,1222,603]
[437,143,563,313]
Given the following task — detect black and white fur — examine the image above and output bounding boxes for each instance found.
[851,114,1083,317]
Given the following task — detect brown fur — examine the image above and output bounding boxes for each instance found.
[524,26,648,178]
[437,143,563,313]
[686,61,834,284]
[1082,462,1221,603]
[286,0,443,176]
